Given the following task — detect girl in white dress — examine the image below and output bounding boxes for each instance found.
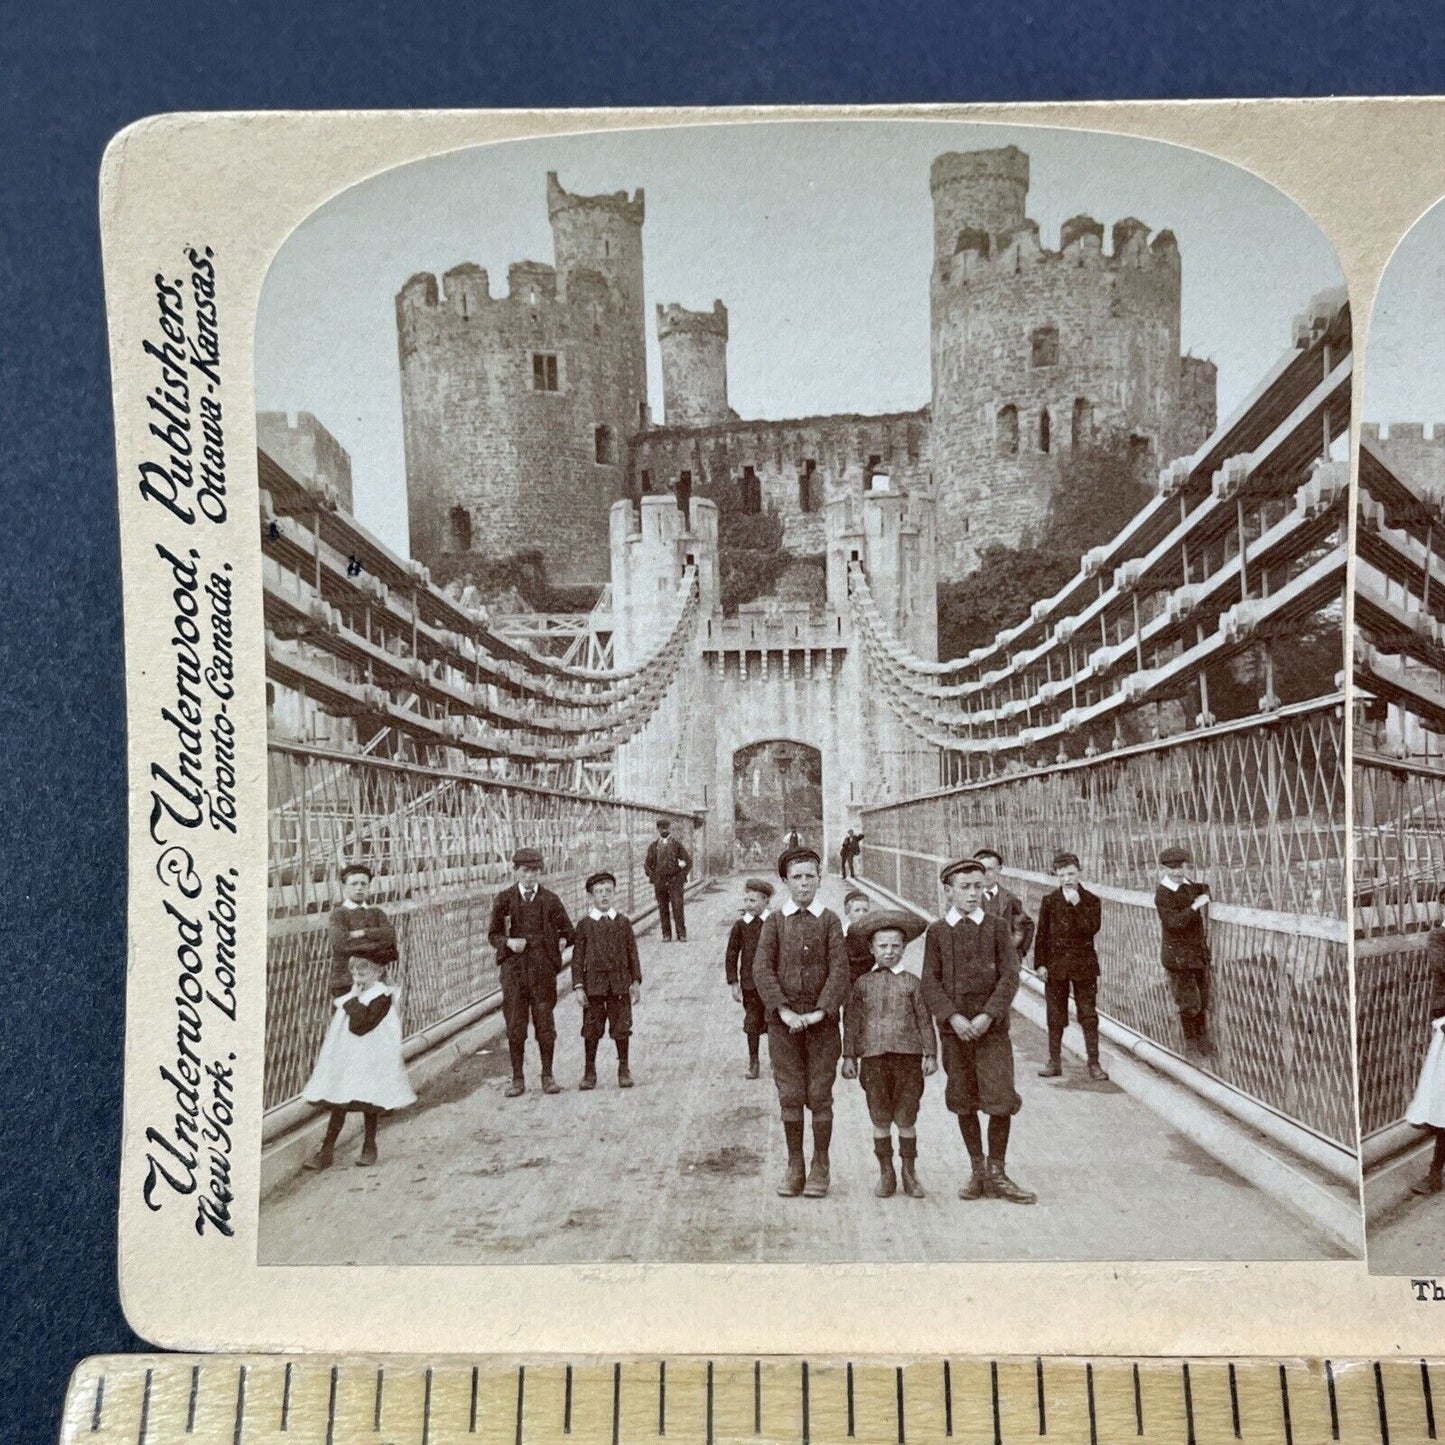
[302,955,416,1170]
[1406,925,1445,1196]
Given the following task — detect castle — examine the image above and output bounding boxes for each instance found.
[396,147,1217,591]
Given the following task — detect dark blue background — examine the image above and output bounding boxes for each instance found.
[2,1,1440,1438]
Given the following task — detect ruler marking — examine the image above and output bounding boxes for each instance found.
[659,1360,666,1438]
[1277,1364,1292,1445]
[564,1365,573,1436]
[187,1366,199,1435]
[1375,1361,1391,1445]
[846,1362,855,1439]
[1086,1363,1098,1445]
[1229,1362,1242,1439]
[897,1364,906,1445]
[801,1362,810,1445]
[1325,1360,1340,1441]
[1423,1360,1438,1440]
[233,1365,248,1445]
[91,1376,105,1433]
[754,1360,762,1436]
[517,1365,527,1445]
[1133,1362,1143,1437]
[470,1366,480,1435]
[280,1362,292,1433]
[943,1360,953,1438]
[422,1367,433,1445]
[706,1362,714,1445]
[325,1366,338,1445]
[1183,1363,1196,1445]
[990,1361,1001,1445]
[374,1367,385,1433]
[1036,1357,1046,1437]
[611,1362,621,1445]
[138,1367,154,1445]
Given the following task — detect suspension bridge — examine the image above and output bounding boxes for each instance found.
[260,290,1357,1263]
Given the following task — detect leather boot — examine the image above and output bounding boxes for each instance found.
[504,1078,525,1098]
[899,1138,925,1199]
[958,1162,988,1200]
[580,1069,597,1091]
[777,1121,807,1197]
[540,1039,561,1094]
[302,1145,335,1172]
[1087,1061,1110,1082]
[987,1158,1037,1205]
[803,1120,832,1198]
[1412,1169,1444,1196]
[1038,1058,1063,1078]
[873,1139,897,1199]
[356,1142,378,1168]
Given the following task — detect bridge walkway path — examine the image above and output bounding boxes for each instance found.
[260,874,1343,1264]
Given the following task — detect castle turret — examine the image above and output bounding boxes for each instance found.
[929,146,1030,268]
[657,300,730,427]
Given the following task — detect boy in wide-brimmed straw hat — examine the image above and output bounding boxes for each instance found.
[752,845,850,1197]
[724,877,775,1079]
[570,870,642,1090]
[841,909,937,1199]
[487,846,576,1097]
[923,857,1036,1204]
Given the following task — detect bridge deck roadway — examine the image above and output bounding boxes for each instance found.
[260,875,1343,1265]
[1366,1190,1445,1276]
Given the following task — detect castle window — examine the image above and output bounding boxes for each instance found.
[1129,434,1152,469]
[1038,409,1051,453]
[640,469,652,493]
[867,453,882,480]
[531,352,560,392]
[1071,398,1093,449]
[799,463,819,513]
[447,506,473,553]
[594,424,615,465]
[996,404,1019,456]
[906,425,919,463]
[740,466,762,515]
[677,471,693,517]
[1031,325,1059,368]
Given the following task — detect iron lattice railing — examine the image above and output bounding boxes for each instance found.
[265,742,704,1112]
[859,704,1352,1148]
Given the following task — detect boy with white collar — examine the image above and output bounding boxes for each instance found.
[1155,845,1212,1057]
[841,910,937,1198]
[725,877,774,1079]
[570,871,642,1090]
[752,846,850,1198]
[327,862,398,997]
[922,857,1035,1204]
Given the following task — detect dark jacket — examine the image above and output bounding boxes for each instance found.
[1428,927,1445,1021]
[1155,879,1211,970]
[645,835,691,884]
[752,905,850,1021]
[983,884,1034,958]
[487,883,574,973]
[570,912,641,996]
[725,912,767,992]
[921,913,1019,1028]
[845,927,874,987]
[1033,886,1102,981]
[327,904,398,996]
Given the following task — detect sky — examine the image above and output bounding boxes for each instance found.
[1364,195,1445,428]
[255,119,1345,554]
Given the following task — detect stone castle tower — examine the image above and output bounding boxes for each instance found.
[928,146,1216,576]
[657,300,731,426]
[396,173,646,588]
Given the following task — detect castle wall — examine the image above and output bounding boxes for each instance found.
[657,301,731,427]
[257,411,354,512]
[1362,423,1445,501]
[1177,355,1220,456]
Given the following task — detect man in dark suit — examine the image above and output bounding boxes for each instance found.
[1033,851,1108,1082]
[975,847,1035,960]
[645,818,692,942]
[1154,845,1212,1057]
[487,846,575,1096]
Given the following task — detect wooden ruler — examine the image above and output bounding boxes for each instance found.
[57,1355,1445,1444]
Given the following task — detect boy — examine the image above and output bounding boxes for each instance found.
[842,889,874,988]
[922,857,1036,1204]
[752,845,851,1198]
[570,871,642,1089]
[841,910,937,1198]
[327,862,398,998]
[487,846,575,1097]
[1033,851,1109,1082]
[975,847,1035,959]
[1155,845,1212,1057]
[724,878,774,1078]
[645,818,692,942]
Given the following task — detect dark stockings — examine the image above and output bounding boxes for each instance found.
[958,1112,1010,1165]
[321,1107,346,1149]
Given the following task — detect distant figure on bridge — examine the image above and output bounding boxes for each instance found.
[1032,852,1109,1083]
[924,858,1036,1205]
[645,819,691,943]
[975,848,1035,960]
[1155,847,1213,1059]
[1405,924,1445,1197]
[784,826,803,851]
[724,878,774,1079]
[753,846,850,1198]
[489,847,576,1098]
[326,862,398,998]
[839,829,864,879]
[841,909,936,1200]
[570,871,641,1091]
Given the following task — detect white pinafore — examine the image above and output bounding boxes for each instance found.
[302,981,417,1111]
[1406,1016,1445,1130]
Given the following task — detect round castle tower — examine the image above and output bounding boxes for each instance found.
[657,300,731,427]
[396,174,646,589]
[929,145,1203,579]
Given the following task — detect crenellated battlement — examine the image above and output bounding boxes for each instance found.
[937,210,1182,286]
[657,299,728,340]
[1363,422,1445,446]
[546,170,645,226]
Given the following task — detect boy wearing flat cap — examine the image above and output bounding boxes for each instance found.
[841,910,937,1199]
[571,871,642,1089]
[725,878,774,1079]
[1155,845,1212,1057]
[974,847,1035,961]
[487,847,576,1097]
[752,845,851,1198]
[923,857,1036,1204]
[1033,852,1109,1082]
[327,861,398,998]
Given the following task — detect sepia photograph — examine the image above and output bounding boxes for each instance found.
[250,119,1355,1267]
[1353,193,1445,1274]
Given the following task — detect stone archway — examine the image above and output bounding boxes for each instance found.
[732,739,823,871]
